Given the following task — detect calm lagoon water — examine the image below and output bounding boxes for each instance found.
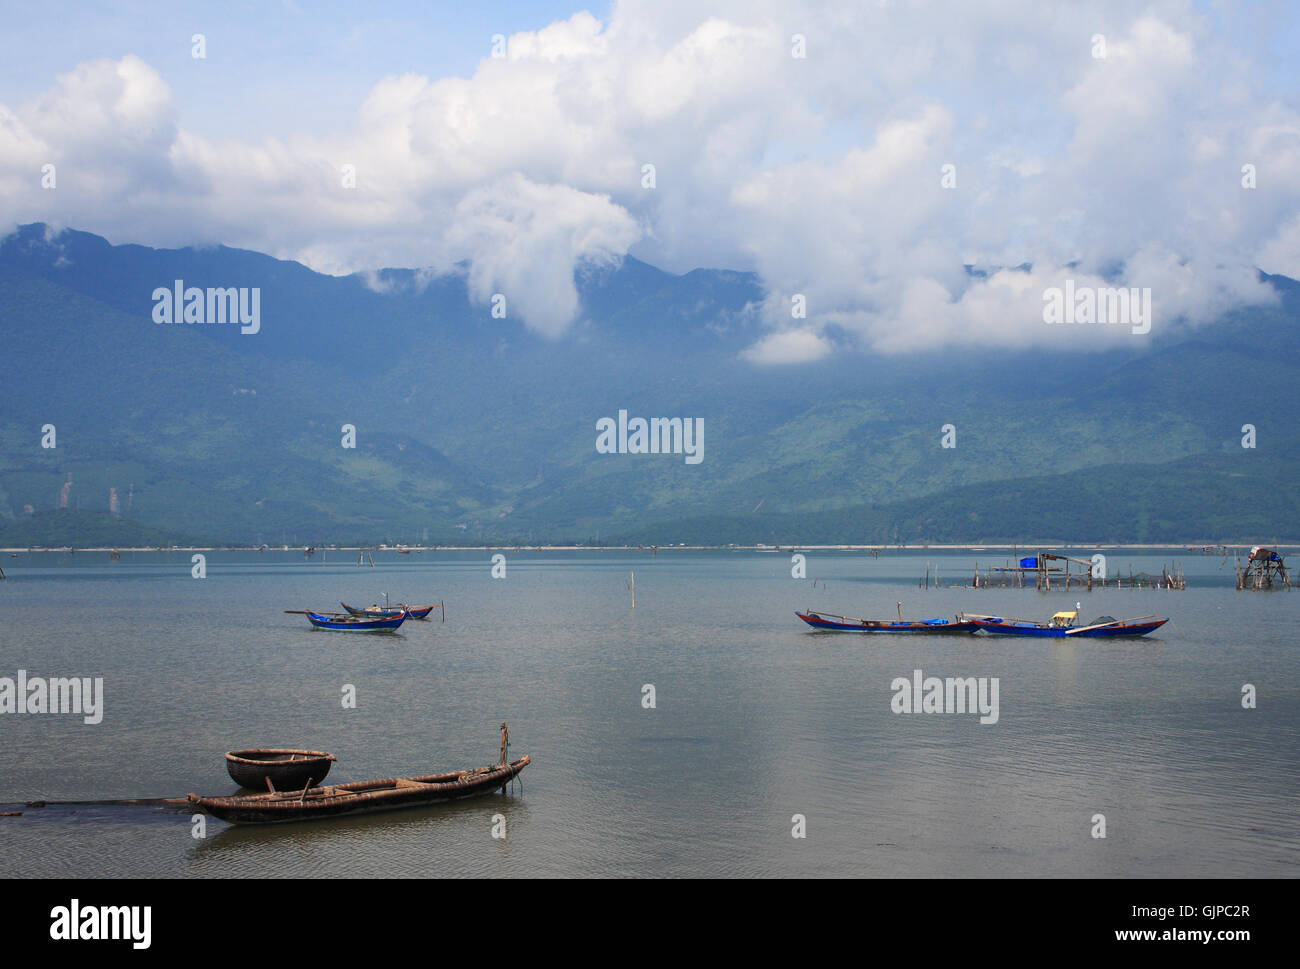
[1,548,1296,877]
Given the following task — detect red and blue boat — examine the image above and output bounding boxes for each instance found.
[963,610,1168,638]
[341,601,439,620]
[796,610,980,633]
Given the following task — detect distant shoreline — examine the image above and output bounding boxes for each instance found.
[2,543,1287,554]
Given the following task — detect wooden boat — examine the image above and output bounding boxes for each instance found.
[796,610,979,633]
[189,756,530,824]
[285,609,407,631]
[341,601,438,620]
[963,611,1169,638]
[192,725,528,825]
[225,749,335,791]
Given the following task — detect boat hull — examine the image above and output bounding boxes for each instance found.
[190,757,530,824]
[341,602,435,620]
[306,611,405,631]
[969,618,1168,638]
[796,611,979,633]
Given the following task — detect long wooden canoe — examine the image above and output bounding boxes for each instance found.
[188,756,530,824]
[963,612,1169,637]
[298,609,407,631]
[341,601,439,620]
[796,610,980,633]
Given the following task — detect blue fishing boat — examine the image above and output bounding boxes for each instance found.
[964,610,1168,638]
[286,609,408,631]
[796,610,980,633]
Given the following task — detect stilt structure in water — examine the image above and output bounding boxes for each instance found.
[937,551,1186,590]
[1236,547,1290,589]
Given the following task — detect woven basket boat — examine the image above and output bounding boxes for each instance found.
[225,749,336,791]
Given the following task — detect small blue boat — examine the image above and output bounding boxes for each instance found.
[297,609,407,631]
[797,611,980,633]
[965,611,1168,638]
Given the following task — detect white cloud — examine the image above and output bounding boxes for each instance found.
[1257,213,1300,279]
[0,2,1296,347]
[741,328,832,365]
[437,173,641,337]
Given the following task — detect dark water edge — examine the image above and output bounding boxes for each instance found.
[1,549,1296,877]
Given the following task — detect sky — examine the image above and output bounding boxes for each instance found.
[1,0,1298,358]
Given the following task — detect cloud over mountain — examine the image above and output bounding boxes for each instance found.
[1,1,1296,350]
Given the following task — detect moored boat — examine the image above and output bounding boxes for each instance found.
[288,609,407,631]
[796,610,980,633]
[190,726,529,825]
[225,749,335,791]
[341,601,438,620]
[963,610,1168,637]
[189,757,530,824]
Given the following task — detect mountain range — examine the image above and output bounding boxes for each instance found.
[1,223,1297,546]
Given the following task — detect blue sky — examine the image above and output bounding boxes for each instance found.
[0,1,613,139]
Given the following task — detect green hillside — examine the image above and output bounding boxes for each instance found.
[1,225,1297,545]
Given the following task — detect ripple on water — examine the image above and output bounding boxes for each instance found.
[1,551,1296,877]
